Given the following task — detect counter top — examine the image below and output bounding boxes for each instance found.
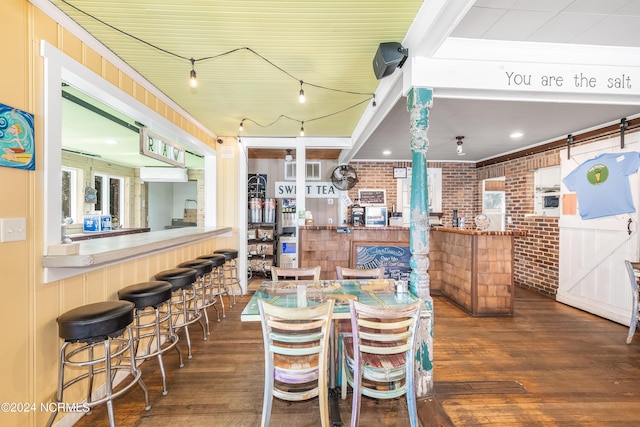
[299,225,409,231]
[69,227,150,241]
[431,227,527,236]
[42,226,232,268]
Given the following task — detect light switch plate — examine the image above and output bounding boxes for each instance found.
[1,218,27,242]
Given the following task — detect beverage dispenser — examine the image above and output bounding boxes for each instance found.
[350,199,364,226]
[281,198,296,234]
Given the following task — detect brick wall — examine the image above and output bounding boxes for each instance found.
[434,162,479,227]
[348,160,479,225]
[515,216,559,297]
[347,161,399,207]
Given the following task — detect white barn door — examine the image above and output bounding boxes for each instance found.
[558,133,640,326]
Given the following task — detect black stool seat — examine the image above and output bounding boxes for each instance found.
[57,301,135,343]
[214,248,238,260]
[155,267,198,290]
[178,259,214,276]
[118,281,173,309]
[197,253,226,267]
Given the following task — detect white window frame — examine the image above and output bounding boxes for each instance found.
[284,161,322,181]
[93,172,125,226]
[41,41,216,279]
[482,178,506,231]
[61,166,80,223]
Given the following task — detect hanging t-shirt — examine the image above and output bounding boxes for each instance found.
[562,151,640,220]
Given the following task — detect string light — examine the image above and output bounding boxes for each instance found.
[298,81,305,103]
[238,97,370,135]
[189,58,197,88]
[57,0,380,137]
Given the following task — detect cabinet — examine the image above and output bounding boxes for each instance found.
[248,223,276,278]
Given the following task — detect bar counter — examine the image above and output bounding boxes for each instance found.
[298,225,409,280]
[42,226,232,282]
[430,227,526,316]
[299,224,525,316]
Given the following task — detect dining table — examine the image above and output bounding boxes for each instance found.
[241,278,421,427]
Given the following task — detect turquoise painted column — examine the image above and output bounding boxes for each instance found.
[407,87,434,397]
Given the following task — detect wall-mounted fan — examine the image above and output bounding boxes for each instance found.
[331,165,358,191]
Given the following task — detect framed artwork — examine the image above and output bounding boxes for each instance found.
[393,167,407,178]
[0,103,35,170]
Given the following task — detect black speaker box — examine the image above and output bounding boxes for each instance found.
[372,42,408,80]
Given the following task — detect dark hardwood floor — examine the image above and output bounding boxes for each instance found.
[69,286,640,427]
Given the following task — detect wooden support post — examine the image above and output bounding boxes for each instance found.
[406,87,434,397]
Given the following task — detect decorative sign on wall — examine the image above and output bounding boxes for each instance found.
[140,126,185,167]
[0,103,35,170]
[275,181,338,198]
[358,189,386,205]
[352,241,411,282]
[412,58,640,96]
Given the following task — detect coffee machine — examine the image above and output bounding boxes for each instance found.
[350,200,364,226]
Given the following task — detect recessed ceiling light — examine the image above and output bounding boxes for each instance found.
[105,139,119,144]
[510,131,524,139]
[382,150,391,155]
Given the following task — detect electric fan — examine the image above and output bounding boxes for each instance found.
[330,165,358,191]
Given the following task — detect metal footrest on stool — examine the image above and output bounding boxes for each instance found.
[155,267,200,359]
[214,248,241,306]
[178,259,215,337]
[197,253,228,320]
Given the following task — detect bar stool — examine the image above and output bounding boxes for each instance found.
[177,259,214,336]
[46,301,150,427]
[155,267,200,359]
[213,248,241,306]
[196,253,228,320]
[118,281,182,396]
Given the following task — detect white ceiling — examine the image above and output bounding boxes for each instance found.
[51,0,640,166]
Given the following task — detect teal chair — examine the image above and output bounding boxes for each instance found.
[258,298,334,427]
[342,299,422,427]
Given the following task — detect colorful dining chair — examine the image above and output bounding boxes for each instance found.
[335,266,384,280]
[271,265,321,281]
[334,266,386,389]
[258,298,335,427]
[342,299,422,427]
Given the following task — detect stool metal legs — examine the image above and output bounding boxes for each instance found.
[131,303,182,395]
[46,325,150,427]
[222,258,240,307]
[192,273,212,336]
[208,264,227,321]
[170,286,203,359]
